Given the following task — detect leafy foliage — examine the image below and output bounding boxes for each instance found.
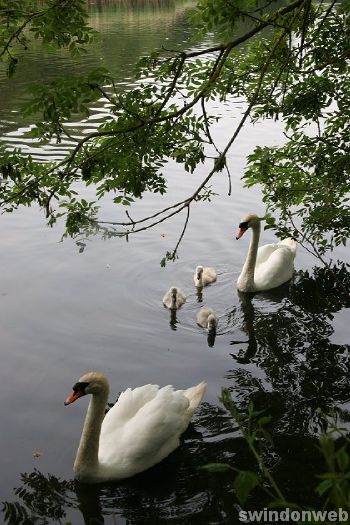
[0,0,349,258]
[0,0,96,76]
[214,388,350,514]
[243,6,350,255]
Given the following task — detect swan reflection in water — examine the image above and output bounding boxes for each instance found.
[230,281,292,364]
[227,264,350,436]
[169,307,178,330]
[196,286,203,303]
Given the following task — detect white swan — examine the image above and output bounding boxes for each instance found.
[236,213,297,292]
[196,306,218,333]
[163,286,186,309]
[64,371,206,483]
[194,266,217,287]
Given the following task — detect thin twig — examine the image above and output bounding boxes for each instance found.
[169,204,190,260]
[155,53,186,116]
[286,211,330,266]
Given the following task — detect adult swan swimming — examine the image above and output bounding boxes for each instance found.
[236,213,297,292]
[64,371,206,483]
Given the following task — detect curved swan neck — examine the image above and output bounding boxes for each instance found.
[241,221,261,291]
[74,388,109,478]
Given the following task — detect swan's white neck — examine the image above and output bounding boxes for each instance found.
[239,221,260,292]
[74,388,108,481]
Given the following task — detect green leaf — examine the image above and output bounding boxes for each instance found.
[335,447,349,471]
[258,416,272,427]
[316,479,333,497]
[233,471,259,505]
[200,463,233,473]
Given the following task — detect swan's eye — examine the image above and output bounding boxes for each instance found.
[73,381,90,394]
[238,221,249,231]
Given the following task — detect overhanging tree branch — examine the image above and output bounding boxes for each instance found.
[0,0,348,263]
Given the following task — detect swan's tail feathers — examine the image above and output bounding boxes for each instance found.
[280,238,297,257]
[184,382,207,413]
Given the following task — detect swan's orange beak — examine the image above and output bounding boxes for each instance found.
[236,228,246,240]
[64,391,84,406]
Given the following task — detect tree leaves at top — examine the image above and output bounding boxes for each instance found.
[0,0,349,260]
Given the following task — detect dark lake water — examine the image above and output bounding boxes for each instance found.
[0,1,349,524]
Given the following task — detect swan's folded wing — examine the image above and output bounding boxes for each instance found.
[256,243,279,265]
[255,245,295,290]
[205,267,217,279]
[257,239,296,266]
[99,386,192,473]
[279,238,297,257]
[101,384,160,436]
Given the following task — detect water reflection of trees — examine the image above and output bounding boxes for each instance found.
[228,264,350,435]
[88,0,179,6]
[2,470,75,524]
[2,407,243,525]
[87,0,175,5]
[2,265,349,523]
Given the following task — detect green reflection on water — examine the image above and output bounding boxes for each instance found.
[0,0,195,134]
